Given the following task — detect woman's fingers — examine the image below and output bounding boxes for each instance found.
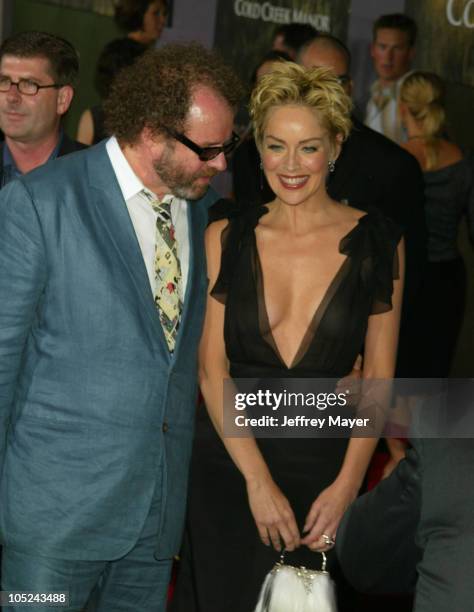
[277,512,300,551]
[303,501,320,533]
[257,511,300,551]
[307,532,336,552]
[247,478,301,550]
[268,526,282,551]
[258,524,270,547]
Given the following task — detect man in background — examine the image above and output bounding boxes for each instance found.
[365,14,417,143]
[0,31,85,187]
[271,22,318,59]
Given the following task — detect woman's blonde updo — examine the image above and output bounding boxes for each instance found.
[400,71,446,170]
[249,62,352,151]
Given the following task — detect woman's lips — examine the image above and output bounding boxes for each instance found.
[278,175,309,190]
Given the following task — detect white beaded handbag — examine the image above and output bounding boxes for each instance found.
[254,551,338,612]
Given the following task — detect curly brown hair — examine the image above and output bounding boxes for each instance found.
[104,43,244,144]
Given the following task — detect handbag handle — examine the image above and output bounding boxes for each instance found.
[279,550,327,572]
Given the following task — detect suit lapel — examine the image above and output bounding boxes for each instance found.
[172,202,199,357]
[172,188,216,358]
[86,145,217,362]
[86,144,169,356]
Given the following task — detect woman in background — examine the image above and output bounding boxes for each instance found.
[77,0,167,145]
[172,63,404,612]
[399,71,473,377]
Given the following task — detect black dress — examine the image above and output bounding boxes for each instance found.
[171,206,402,612]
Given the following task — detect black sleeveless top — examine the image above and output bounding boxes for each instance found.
[211,205,402,380]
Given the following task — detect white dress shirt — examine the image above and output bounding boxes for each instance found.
[106,136,190,300]
[365,73,410,144]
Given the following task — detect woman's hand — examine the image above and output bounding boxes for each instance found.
[301,479,358,552]
[246,476,300,551]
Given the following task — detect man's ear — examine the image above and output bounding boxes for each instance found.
[139,125,169,158]
[141,126,164,147]
[56,85,74,116]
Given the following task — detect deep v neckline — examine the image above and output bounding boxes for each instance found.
[253,214,366,370]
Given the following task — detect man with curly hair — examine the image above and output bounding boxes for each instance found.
[0,42,242,610]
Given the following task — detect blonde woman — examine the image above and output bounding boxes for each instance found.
[172,64,404,612]
[399,71,473,376]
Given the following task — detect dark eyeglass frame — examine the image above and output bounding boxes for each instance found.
[0,76,63,96]
[163,127,240,161]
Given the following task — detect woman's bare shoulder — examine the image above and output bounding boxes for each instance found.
[332,201,368,222]
[206,218,230,237]
[205,218,231,260]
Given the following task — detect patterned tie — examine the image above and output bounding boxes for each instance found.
[142,190,183,351]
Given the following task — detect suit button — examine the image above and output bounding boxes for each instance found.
[162,422,169,433]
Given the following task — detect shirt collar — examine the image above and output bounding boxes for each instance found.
[106,135,180,208]
[371,71,413,98]
[106,135,145,201]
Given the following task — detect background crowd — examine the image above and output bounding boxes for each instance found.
[0,1,473,611]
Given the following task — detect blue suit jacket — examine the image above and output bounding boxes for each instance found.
[0,142,216,560]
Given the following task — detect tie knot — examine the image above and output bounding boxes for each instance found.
[141,190,172,218]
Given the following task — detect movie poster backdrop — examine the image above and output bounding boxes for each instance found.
[406,0,474,87]
[214,0,351,84]
[34,0,114,15]
[34,0,173,24]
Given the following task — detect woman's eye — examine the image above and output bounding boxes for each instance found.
[302,146,318,153]
[267,144,283,151]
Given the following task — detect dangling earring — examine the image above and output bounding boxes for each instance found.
[259,159,264,190]
[328,160,335,173]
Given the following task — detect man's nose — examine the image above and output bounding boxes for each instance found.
[207,151,227,172]
[5,83,22,103]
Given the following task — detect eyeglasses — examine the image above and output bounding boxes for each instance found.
[163,127,240,161]
[0,76,63,96]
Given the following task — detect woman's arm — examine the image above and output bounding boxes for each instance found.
[302,239,405,551]
[199,220,300,551]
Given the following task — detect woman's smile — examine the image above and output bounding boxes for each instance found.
[278,174,310,189]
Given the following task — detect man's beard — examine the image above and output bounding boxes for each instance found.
[153,144,218,200]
